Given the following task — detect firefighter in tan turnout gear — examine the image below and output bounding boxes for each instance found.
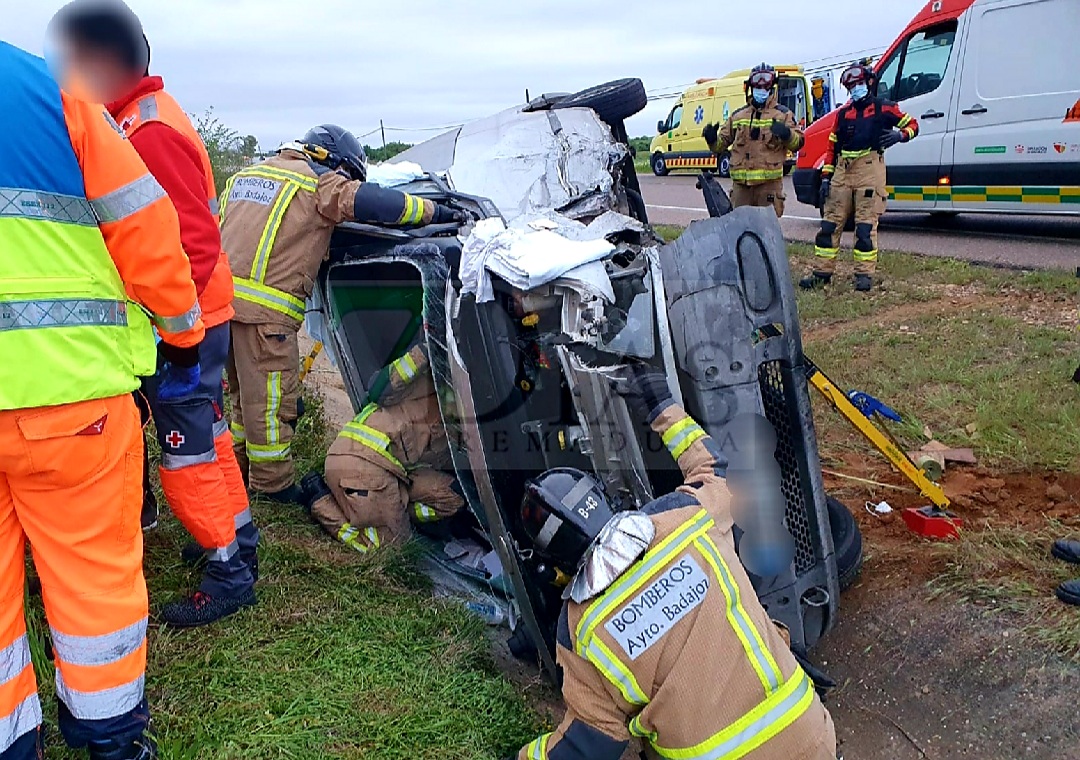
[801,64,919,292]
[303,343,464,552]
[703,63,804,218]
[509,366,836,760]
[219,125,465,503]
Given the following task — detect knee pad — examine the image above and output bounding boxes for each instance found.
[854,223,874,251]
[815,224,837,249]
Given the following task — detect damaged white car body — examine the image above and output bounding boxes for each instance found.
[314,80,852,678]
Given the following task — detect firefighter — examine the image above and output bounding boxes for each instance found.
[702,63,804,218]
[302,343,463,552]
[0,38,205,760]
[801,64,919,292]
[507,366,836,760]
[219,127,465,505]
[53,0,260,628]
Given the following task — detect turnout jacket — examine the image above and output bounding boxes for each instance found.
[822,97,918,176]
[707,91,804,185]
[518,404,836,760]
[219,149,437,327]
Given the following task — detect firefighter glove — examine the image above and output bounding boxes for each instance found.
[769,119,792,142]
[818,177,832,209]
[613,363,673,422]
[702,122,720,146]
[433,204,468,225]
[879,128,904,149]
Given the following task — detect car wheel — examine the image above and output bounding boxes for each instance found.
[718,152,731,179]
[827,496,863,592]
[553,78,649,124]
[651,152,669,176]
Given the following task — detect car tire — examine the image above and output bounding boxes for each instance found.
[718,152,731,179]
[651,152,669,176]
[827,496,863,592]
[553,78,648,125]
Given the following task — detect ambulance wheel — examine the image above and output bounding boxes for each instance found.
[554,78,648,125]
[827,496,863,592]
[718,152,731,179]
[651,152,669,176]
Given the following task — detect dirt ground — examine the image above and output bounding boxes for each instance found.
[301,333,1080,759]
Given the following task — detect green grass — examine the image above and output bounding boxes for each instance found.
[633,152,651,174]
[27,390,540,759]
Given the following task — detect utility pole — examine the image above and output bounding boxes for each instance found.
[380,119,386,150]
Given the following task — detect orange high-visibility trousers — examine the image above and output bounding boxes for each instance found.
[0,395,148,749]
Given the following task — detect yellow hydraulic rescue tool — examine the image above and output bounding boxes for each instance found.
[805,359,961,539]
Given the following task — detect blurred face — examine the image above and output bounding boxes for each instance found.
[59,41,139,103]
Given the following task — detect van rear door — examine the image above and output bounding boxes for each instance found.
[946,0,1080,214]
[873,17,962,210]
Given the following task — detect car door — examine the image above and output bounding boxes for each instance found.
[947,0,1080,214]
[874,17,962,211]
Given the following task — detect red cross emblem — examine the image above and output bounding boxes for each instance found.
[165,430,186,449]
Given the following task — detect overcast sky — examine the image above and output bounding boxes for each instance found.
[5,0,925,149]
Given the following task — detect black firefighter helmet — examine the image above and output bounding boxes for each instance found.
[300,124,368,182]
[520,468,616,575]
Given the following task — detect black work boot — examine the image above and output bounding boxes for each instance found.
[88,735,156,760]
[1052,539,1080,564]
[1056,578,1080,606]
[854,274,873,292]
[140,491,158,532]
[300,473,332,514]
[180,542,206,568]
[160,588,256,628]
[799,272,832,290]
[254,484,306,505]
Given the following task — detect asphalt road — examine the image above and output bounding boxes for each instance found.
[641,173,1080,271]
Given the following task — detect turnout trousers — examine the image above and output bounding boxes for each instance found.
[814,152,887,275]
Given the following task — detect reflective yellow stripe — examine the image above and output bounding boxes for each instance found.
[365,527,381,549]
[525,733,550,760]
[413,502,439,522]
[397,194,423,225]
[246,441,291,462]
[266,371,281,444]
[897,114,913,129]
[814,247,839,260]
[341,414,404,471]
[731,119,776,130]
[230,421,245,443]
[730,168,784,182]
[853,249,879,262]
[239,166,318,192]
[696,536,782,694]
[219,174,238,219]
[840,148,873,160]
[828,133,838,143]
[337,523,370,553]
[393,352,418,382]
[661,416,707,460]
[250,183,300,282]
[232,278,306,322]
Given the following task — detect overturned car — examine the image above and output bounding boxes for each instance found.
[312,79,860,678]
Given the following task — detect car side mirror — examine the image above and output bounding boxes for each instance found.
[657,120,667,133]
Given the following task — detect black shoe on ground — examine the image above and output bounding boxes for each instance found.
[1052,539,1080,564]
[854,274,873,292]
[799,272,832,290]
[140,493,159,532]
[1056,578,1080,606]
[180,543,259,583]
[88,735,156,760]
[160,588,256,628]
[299,473,332,513]
[254,484,306,505]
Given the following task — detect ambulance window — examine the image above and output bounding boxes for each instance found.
[669,105,683,130]
[894,22,957,100]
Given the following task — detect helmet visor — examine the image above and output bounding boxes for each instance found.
[748,70,777,91]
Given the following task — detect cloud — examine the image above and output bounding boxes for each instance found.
[5,0,926,147]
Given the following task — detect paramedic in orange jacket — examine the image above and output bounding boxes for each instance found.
[0,38,204,760]
[53,0,260,629]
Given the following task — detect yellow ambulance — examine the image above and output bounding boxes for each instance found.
[649,65,818,176]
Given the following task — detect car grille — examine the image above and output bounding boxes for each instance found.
[758,360,816,573]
